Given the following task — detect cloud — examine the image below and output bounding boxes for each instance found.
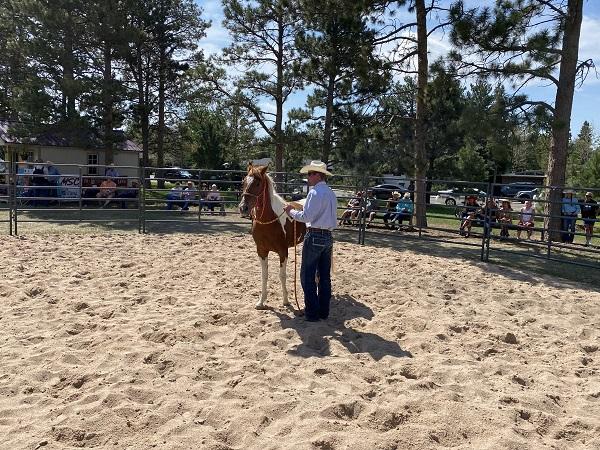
[579,16,600,64]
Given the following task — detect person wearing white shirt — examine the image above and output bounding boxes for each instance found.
[284,160,337,322]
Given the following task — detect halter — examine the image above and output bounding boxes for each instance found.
[242,173,285,225]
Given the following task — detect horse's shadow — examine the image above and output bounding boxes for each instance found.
[274,294,413,361]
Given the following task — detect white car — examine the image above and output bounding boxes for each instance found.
[432,187,486,206]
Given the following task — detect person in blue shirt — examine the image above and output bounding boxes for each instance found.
[392,192,414,229]
[284,160,337,322]
[561,189,580,243]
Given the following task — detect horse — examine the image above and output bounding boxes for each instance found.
[239,164,307,309]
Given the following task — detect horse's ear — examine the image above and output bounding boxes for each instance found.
[259,165,268,175]
[247,162,253,172]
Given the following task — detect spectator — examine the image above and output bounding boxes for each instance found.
[392,192,414,229]
[517,200,535,240]
[364,190,379,227]
[181,181,197,211]
[97,178,117,207]
[199,182,209,211]
[459,195,480,237]
[116,181,140,209]
[481,198,498,238]
[31,159,49,205]
[580,191,598,247]
[105,163,120,178]
[382,191,401,229]
[561,189,580,244]
[166,182,183,210]
[338,191,362,226]
[498,199,513,238]
[82,183,99,206]
[45,161,61,200]
[206,183,224,215]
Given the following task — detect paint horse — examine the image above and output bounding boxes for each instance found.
[239,165,306,309]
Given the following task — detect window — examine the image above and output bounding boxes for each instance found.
[87,153,98,175]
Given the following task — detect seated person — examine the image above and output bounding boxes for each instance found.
[199,182,209,210]
[383,191,401,228]
[96,178,117,207]
[459,195,481,237]
[481,198,498,237]
[166,182,183,210]
[517,200,535,239]
[392,192,414,229]
[181,181,197,211]
[116,181,140,209]
[498,199,513,238]
[363,191,379,227]
[338,191,362,225]
[82,183,99,206]
[205,183,224,215]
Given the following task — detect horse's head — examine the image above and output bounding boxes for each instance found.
[239,164,268,218]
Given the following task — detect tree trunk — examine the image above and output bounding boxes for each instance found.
[274,15,284,181]
[103,39,114,165]
[413,0,428,227]
[322,73,335,164]
[545,0,583,241]
[157,45,166,189]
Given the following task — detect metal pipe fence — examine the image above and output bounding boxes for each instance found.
[1,164,598,270]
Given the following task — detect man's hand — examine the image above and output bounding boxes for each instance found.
[284,203,294,215]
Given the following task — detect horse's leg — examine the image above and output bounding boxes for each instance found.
[279,256,289,306]
[256,256,268,309]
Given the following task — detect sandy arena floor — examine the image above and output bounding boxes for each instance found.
[0,232,599,449]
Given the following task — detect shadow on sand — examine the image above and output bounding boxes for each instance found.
[274,294,412,361]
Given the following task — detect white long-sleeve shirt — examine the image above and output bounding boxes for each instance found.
[289,181,337,230]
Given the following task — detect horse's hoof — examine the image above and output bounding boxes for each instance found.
[255,303,268,310]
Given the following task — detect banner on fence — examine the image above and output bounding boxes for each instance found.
[59,175,81,198]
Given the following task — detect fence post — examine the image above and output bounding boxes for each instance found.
[137,165,143,233]
[8,152,14,236]
[78,166,83,222]
[141,166,147,233]
[13,156,18,236]
[481,177,494,262]
[358,176,369,245]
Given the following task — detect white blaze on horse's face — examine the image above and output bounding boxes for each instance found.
[239,175,255,216]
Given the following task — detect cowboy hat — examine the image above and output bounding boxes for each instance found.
[585,191,593,197]
[391,191,401,197]
[299,160,332,176]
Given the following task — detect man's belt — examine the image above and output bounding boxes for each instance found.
[307,227,332,234]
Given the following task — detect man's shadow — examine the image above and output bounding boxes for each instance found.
[275,294,412,361]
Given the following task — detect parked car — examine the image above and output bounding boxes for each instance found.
[371,184,407,200]
[432,187,486,206]
[515,187,540,202]
[157,168,194,182]
[500,182,536,198]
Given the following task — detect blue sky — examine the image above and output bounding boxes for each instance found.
[196,0,600,137]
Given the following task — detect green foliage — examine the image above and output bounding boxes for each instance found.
[456,140,487,182]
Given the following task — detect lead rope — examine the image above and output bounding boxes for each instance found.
[293,220,301,311]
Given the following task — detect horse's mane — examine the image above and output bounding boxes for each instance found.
[250,166,285,204]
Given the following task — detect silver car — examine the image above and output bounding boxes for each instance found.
[433,187,486,206]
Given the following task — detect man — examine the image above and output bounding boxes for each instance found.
[96,178,117,208]
[181,181,197,211]
[580,191,598,246]
[284,160,337,322]
[561,189,580,243]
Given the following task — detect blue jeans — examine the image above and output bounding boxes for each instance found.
[561,215,577,243]
[300,231,333,321]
